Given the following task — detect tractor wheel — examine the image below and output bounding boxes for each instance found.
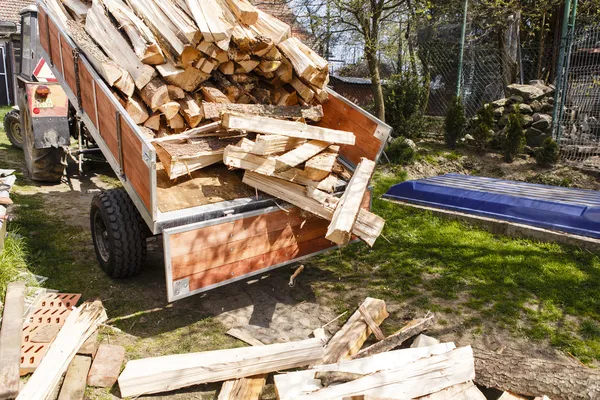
[3,109,23,149]
[90,189,149,279]
[21,106,66,182]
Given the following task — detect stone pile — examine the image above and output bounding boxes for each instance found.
[486,80,555,148]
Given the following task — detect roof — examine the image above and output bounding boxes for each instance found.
[0,0,34,28]
[330,75,388,86]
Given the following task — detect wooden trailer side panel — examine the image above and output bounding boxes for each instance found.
[319,91,391,166]
[120,116,152,210]
[164,192,372,301]
[38,10,50,59]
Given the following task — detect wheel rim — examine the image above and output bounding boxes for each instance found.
[93,211,111,263]
[9,120,23,145]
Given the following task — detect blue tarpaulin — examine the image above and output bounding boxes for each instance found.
[383,174,600,238]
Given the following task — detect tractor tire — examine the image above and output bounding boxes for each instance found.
[90,189,148,279]
[3,109,23,149]
[21,106,66,182]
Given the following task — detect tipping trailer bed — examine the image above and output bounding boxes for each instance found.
[37,3,392,301]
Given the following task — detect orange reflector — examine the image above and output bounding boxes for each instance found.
[35,85,50,98]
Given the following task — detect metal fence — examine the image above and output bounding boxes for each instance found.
[552,23,600,168]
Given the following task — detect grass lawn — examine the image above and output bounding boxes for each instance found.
[1,102,599,379]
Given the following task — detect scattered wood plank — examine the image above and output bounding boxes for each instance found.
[417,381,486,400]
[275,140,330,170]
[57,355,92,400]
[16,301,107,400]
[291,346,475,400]
[226,328,265,347]
[218,375,266,400]
[202,102,324,121]
[320,297,388,364]
[251,135,306,155]
[87,344,125,388]
[223,145,277,175]
[274,343,457,400]
[325,158,376,245]
[117,338,324,397]
[473,347,600,400]
[358,305,385,341]
[0,282,26,400]
[222,113,355,145]
[85,0,156,90]
[151,121,221,143]
[354,314,435,359]
[304,148,339,181]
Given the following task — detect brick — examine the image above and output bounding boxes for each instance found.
[87,344,125,388]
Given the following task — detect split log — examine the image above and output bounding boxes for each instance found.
[326,158,376,245]
[274,343,457,400]
[156,61,209,92]
[293,347,475,400]
[219,61,235,75]
[167,85,185,100]
[275,140,330,170]
[473,347,600,400]
[222,113,355,145]
[186,0,234,45]
[321,298,388,364]
[354,314,435,359]
[278,37,328,88]
[154,0,201,45]
[251,134,306,155]
[144,113,162,131]
[251,9,291,45]
[231,23,273,55]
[178,95,204,127]
[0,282,26,400]
[99,0,165,64]
[125,95,150,124]
[290,77,315,103]
[225,0,258,25]
[62,0,89,21]
[117,338,324,397]
[202,102,323,121]
[218,375,266,400]
[16,301,107,400]
[304,148,339,181]
[201,86,231,104]
[86,0,156,89]
[358,305,385,341]
[167,113,186,130]
[140,77,170,109]
[417,381,486,400]
[158,101,181,119]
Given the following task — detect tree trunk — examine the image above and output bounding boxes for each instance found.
[365,46,385,121]
[474,347,600,400]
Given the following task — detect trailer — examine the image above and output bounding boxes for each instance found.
[30,2,391,302]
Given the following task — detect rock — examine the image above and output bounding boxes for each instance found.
[404,138,417,150]
[411,334,440,348]
[531,114,552,131]
[533,113,552,123]
[508,95,524,104]
[492,98,508,107]
[463,134,475,141]
[494,107,504,118]
[542,102,554,113]
[87,344,125,388]
[522,114,533,127]
[526,127,549,147]
[507,83,552,101]
[519,103,533,114]
[524,145,536,155]
[529,79,545,85]
[530,100,543,112]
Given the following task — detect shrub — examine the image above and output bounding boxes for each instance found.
[384,74,428,140]
[471,104,495,151]
[444,96,466,149]
[535,137,560,166]
[503,105,525,163]
[386,137,416,165]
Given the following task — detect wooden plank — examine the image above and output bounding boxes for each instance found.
[251,135,306,156]
[87,344,125,388]
[358,305,385,341]
[95,88,119,159]
[223,145,277,175]
[320,297,388,365]
[218,375,265,400]
[326,158,376,245]
[226,328,265,347]
[202,102,324,121]
[418,381,486,400]
[222,113,355,145]
[60,36,77,96]
[275,140,330,170]
[117,339,324,397]
[16,301,107,400]
[0,282,26,400]
[38,9,51,57]
[57,355,92,400]
[304,150,338,181]
[274,343,456,400]
[294,346,475,400]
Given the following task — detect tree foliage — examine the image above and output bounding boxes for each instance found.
[444,96,466,149]
[504,104,525,163]
[384,73,428,139]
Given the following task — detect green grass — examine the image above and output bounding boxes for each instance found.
[308,167,600,364]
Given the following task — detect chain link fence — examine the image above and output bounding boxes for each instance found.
[553,23,600,168]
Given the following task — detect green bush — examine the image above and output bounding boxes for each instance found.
[386,137,416,165]
[471,104,495,151]
[535,137,560,166]
[384,74,428,139]
[503,105,525,163]
[444,96,466,149]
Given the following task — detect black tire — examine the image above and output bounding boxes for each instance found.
[3,109,23,149]
[90,189,148,278]
[20,105,66,182]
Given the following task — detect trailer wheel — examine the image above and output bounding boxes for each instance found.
[90,189,148,279]
[21,106,66,182]
[3,109,23,149]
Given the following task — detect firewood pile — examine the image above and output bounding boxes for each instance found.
[41,0,385,246]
